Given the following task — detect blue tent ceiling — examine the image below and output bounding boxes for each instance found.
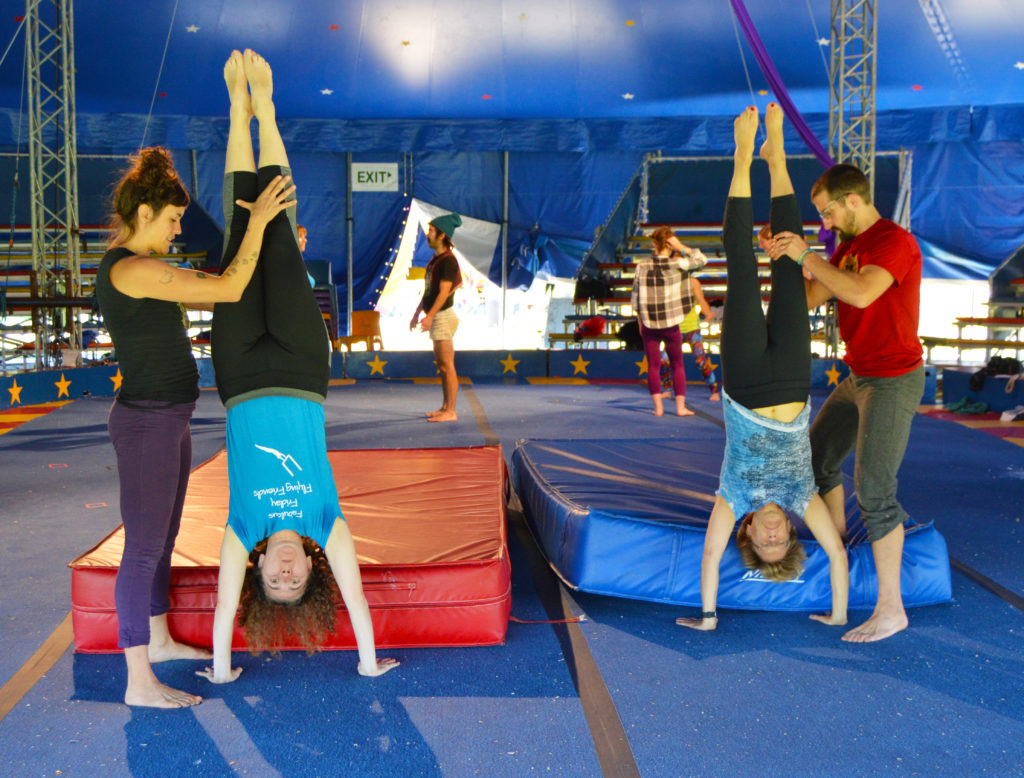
[2,0,1022,126]
[0,1,1022,297]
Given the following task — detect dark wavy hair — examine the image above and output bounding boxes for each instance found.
[237,535,340,655]
[109,146,189,241]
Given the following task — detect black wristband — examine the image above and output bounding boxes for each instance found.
[701,610,717,619]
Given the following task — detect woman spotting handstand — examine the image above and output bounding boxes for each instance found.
[197,50,397,683]
[677,104,848,631]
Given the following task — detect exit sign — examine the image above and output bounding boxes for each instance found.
[351,163,399,192]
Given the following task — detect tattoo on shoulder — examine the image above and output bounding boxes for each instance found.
[195,271,208,279]
[159,269,174,284]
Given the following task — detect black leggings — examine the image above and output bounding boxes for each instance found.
[720,194,810,409]
[211,166,329,404]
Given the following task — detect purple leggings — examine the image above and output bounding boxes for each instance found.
[640,321,686,396]
[108,399,195,648]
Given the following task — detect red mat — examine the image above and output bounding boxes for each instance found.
[70,446,511,653]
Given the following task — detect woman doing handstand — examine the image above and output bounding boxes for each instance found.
[197,50,397,684]
[676,104,848,632]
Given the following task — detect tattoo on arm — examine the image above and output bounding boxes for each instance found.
[159,269,174,285]
[195,271,208,279]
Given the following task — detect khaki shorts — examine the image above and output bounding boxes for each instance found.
[429,308,459,341]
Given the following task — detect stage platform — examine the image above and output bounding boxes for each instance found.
[512,437,952,612]
[70,446,511,653]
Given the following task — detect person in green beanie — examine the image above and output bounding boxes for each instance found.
[409,212,463,422]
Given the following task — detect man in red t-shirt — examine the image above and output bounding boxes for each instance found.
[770,164,924,644]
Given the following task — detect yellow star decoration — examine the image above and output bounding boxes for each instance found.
[500,353,520,374]
[7,377,22,405]
[569,355,590,376]
[110,368,123,392]
[634,355,648,376]
[366,355,388,376]
[825,362,842,387]
[55,373,71,399]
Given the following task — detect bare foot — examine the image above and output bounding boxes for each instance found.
[734,105,759,159]
[425,408,444,418]
[243,49,274,118]
[427,410,457,422]
[709,392,721,402]
[841,609,908,643]
[759,101,784,162]
[125,678,201,709]
[149,639,213,663]
[224,50,251,116]
[652,394,664,416]
[675,396,694,416]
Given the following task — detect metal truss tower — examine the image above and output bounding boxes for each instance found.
[828,0,877,194]
[26,0,82,363]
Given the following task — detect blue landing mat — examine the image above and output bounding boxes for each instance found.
[512,437,952,612]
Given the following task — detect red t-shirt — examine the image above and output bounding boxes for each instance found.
[832,219,923,377]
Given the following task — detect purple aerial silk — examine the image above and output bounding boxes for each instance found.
[729,0,835,168]
[730,0,836,253]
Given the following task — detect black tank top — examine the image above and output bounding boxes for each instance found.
[96,247,199,404]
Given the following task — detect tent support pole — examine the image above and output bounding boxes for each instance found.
[501,151,509,349]
[346,152,353,336]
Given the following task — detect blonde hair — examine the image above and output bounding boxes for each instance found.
[736,515,807,582]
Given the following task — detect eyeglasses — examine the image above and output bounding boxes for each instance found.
[817,193,849,221]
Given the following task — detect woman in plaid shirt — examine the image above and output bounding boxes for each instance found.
[631,226,708,416]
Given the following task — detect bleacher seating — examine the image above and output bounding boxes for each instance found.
[559,222,824,350]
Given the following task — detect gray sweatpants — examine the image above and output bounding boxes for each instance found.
[810,365,925,543]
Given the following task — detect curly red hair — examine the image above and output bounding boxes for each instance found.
[237,536,340,655]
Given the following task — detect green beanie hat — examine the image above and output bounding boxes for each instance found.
[429,212,462,240]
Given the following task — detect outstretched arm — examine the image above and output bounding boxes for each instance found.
[802,495,849,627]
[676,496,736,631]
[323,519,399,677]
[110,175,296,304]
[197,526,248,683]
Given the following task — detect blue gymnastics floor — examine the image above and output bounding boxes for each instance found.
[1,380,1021,776]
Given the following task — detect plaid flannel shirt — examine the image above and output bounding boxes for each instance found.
[631,250,708,329]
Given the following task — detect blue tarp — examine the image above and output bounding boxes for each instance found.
[2,104,1023,293]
